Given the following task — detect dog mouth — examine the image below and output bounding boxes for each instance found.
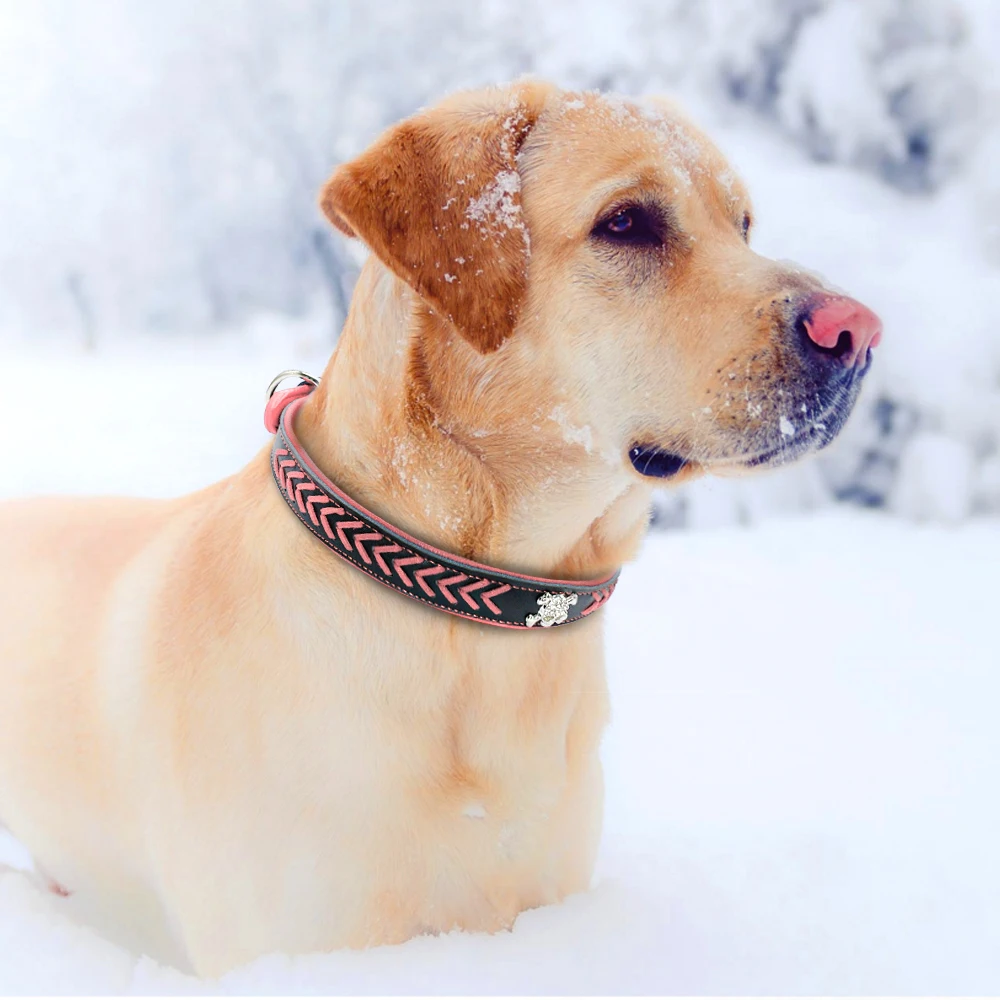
[629,365,866,479]
[628,418,833,481]
[628,445,689,479]
[738,371,862,469]
[738,416,838,469]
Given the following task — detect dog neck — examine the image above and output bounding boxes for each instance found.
[293,261,652,580]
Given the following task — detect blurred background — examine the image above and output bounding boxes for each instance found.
[2,4,999,993]
[2,0,998,525]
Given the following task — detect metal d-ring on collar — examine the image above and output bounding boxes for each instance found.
[266,370,320,400]
[265,371,620,629]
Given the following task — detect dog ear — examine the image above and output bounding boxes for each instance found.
[320,82,553,353]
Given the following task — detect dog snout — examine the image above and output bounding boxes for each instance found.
[795,294,883,369]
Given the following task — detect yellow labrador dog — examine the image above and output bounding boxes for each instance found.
[0,80,881,975]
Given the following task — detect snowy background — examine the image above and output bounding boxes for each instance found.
[1,0,999,994]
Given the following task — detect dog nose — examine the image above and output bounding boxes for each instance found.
[799,296,882,368]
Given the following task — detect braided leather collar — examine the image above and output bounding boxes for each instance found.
[266,375,619,629]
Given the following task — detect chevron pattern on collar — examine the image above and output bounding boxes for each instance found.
[268,389,619,629]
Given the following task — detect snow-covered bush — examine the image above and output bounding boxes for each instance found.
[700,0,982,192]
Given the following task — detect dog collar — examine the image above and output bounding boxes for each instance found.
[265,371,619,629]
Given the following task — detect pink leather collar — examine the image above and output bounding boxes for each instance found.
[265,373,619,629]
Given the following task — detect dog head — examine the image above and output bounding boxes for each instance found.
[321,81,882,485]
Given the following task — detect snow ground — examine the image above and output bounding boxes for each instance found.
[0,349,998,995]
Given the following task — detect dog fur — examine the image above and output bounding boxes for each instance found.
[0,81,873,975]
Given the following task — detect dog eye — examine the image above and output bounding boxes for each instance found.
[593,206,663,247]
[741,212,752,241]
[607,211,634,234]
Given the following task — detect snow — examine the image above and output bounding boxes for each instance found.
[891,430,977,521]
[1,349,998,994]
[548,405,595,455]
[465,170,527,244]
